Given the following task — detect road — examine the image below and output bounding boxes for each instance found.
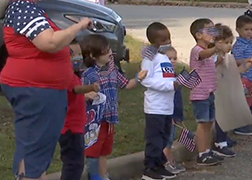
[108,5,247,63]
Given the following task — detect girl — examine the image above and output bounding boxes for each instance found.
[80,34,147,180]
[59,42,100,180]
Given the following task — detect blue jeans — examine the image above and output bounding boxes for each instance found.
[191,94,215,123]
[1,84,67,179]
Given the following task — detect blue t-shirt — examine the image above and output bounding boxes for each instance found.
[232,37,252,81]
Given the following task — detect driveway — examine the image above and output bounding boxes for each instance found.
[108,5,245,63]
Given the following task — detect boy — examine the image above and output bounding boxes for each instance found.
[189,18,224,166]
[163,46,186,174]
[231,15,252,136]
[141,22,179,180]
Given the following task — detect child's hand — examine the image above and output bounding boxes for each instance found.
[92,83,100,92]
[137,70,148,81]
[85,92,98,100]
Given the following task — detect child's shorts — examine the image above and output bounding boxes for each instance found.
[85,121,114,158]
[191,93,215,123]
[242,77,252,107]
[1,84,67,179]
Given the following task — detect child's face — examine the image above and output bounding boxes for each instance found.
[154,29,171,47]
[197,22,215,44]
[217,36,233,54]
[237,23,252,39]
[69,44,82,58]
[95,47,112,66]
[166,50,177,69]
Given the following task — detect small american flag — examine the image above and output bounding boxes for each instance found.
[178,128,196,152]
[176,68,202,90]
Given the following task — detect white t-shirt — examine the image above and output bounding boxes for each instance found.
[141,53,176,115]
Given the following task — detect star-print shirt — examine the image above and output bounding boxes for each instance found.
[0,0,72,89]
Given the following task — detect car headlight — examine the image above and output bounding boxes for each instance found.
[64,15,116,33]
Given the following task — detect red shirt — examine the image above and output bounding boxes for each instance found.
[0,0,72,89]
[61,74,87,134]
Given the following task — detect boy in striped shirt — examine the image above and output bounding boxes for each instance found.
[189,18,224,166]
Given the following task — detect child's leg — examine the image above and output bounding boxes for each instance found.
[99,124,114,179]
[143,114,175,180]
[86,122,108,180]
[59,130,85,180]
[213,122,236,158]
[163,124,175,163]
[192,94,219,166]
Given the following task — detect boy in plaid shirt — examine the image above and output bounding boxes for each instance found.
[80,34,147,180]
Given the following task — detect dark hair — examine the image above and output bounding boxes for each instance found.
[0,44,8,72]
[146,22,168,44]
[236,15,252,28]
[190,18,213,41]
[79,34,109,68]
[70,38,78,45]
[214,23,233,41]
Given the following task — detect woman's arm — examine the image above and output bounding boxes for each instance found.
[32,19,91,53]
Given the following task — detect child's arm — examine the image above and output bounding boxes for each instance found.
[198,47,217,60]
[232,43,250,66]
[238,60,252,73]
[140,58,177,91]
[73,83,99,94]
[124,70,148,89]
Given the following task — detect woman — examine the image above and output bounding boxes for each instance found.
[0,0,91,180]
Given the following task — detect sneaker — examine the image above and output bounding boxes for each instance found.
[174,162,186,172]
[234,125,252,136]
[212,146,236,158]
[196,152,219,166]
[164,162,180,174]
[142,168,165,180]
[156,166,176,179]
[209,150,224,162]
[103,173,111,180]
[227,137,237,148]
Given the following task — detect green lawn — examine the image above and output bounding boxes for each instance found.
[0,35,196,180]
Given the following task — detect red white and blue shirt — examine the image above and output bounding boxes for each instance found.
[82,57,129,124]
[0,0,72,89]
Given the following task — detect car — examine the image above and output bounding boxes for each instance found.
[0,0,129,73]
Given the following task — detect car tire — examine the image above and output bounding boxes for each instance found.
[114,57,124,74]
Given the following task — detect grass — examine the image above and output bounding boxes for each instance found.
[0,35,196,180]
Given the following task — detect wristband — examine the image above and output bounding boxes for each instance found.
[135,73,141,83]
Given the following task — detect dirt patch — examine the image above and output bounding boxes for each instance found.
[117,0,249,8]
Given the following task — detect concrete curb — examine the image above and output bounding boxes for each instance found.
[47,140,196,180]
[116,0,249,9]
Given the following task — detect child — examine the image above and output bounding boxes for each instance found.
[59,43,100,180]
[189,18,225,166]
[210,24,237,158]
[231,15,252,136]
[162,46,186,174]
[79,34,147,180]
[141,22,179,180]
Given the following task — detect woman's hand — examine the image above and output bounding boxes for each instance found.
[92,83,100,92]
[77,18,92,30]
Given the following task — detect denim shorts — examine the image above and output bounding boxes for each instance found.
[166,124,176,148]
[191,93,215,123]
[1,84,67,179]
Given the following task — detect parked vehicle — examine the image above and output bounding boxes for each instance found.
[0,0,129,73]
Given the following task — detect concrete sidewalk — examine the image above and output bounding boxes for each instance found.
[47,140,196,180]
[131,135,252,180]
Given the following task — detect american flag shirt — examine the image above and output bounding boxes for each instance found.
[82,57,129,124]
[4,0,51,41]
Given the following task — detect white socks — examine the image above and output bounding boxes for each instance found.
[215,141,228,149]
[199,149,210,157]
